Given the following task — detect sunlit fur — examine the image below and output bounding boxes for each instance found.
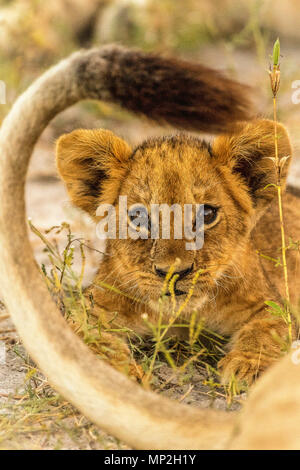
[57,119,300,384]
[2,43,300,449]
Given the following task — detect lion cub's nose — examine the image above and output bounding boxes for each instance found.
[154,263,194,279]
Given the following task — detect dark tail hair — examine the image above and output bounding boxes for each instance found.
[76,45,253,133]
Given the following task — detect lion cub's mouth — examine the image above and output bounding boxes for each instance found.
[165,289,186,297]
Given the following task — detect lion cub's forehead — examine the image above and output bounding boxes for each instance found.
[123,135,217,203]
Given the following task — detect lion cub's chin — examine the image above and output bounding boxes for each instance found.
[148,295,208,317]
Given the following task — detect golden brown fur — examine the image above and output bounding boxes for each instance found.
[56,119,300,384]
[1,45,300,449]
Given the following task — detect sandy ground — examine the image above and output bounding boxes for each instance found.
[0,46,299,449]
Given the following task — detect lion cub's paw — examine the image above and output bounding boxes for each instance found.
[67,315,144,382]
[218,350,271,386]
[90,331,144,382]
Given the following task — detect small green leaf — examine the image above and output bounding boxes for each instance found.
[273,38,280,66]
[265,300,284,316]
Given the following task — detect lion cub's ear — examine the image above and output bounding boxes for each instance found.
[213,119,292,210]
[56,129,132,217]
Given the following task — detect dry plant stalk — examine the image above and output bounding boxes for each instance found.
[269,38,292,343]
[142,261,208,386]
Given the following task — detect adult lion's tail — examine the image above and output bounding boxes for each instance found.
[1,46,299,450]
[76,45,253,133]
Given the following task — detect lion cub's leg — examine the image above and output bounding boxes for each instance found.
[218,312,288,385]
[68,314,143,380]
[64,286,146,381]
[78,287,149,381]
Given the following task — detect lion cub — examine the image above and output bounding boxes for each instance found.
[56,119,300,384]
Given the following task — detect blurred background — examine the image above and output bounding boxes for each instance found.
[0,0,299,278]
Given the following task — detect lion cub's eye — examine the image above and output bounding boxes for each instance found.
[192,205,219,231]
[203,205,218,225]
[128,205,150,232]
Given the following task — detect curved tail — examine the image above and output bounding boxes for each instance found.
[0,46,298,450]
[76,45,253,132]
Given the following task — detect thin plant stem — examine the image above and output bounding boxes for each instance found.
[271,55,292,344]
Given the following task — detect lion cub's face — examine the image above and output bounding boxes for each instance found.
[112,137,253,299]
[56,120,291,302]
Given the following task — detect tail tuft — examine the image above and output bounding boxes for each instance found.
[77,45,253,133]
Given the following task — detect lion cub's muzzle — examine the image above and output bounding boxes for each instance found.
[154,262,194,296]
